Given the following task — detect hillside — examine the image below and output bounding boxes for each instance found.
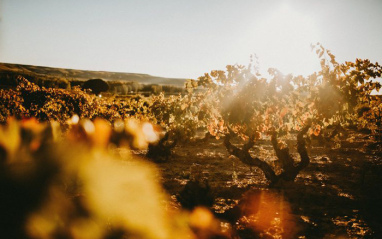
[0,62,187,86]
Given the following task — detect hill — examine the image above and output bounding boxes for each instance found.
[0,62,187,87]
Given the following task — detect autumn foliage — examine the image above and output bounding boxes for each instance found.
[0,47,381,238]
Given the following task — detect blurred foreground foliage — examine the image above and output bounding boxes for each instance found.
[0,117,231,238]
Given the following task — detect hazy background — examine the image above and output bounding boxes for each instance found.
[1,0,381,79]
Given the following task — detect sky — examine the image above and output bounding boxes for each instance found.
[1,0,381,79]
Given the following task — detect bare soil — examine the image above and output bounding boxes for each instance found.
[149,132,382,238]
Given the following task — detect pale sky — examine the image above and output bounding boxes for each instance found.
[1,0,381,79]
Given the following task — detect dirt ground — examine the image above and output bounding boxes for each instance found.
[143,132,382,238]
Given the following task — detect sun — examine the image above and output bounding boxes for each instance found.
[251,3,321,76]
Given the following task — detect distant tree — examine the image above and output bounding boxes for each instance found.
[42,79,56,88]
[131,82,141,93]
[82,79,109,95]
[121,85,129,95]
[57,78,70,89]
[70,80,83,88]
[151,84,162,95]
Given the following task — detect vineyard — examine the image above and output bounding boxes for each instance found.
[0,46,381,238]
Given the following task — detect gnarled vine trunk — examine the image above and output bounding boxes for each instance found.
[224,125,311,185]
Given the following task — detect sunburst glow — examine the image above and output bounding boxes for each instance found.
[251,3,321,76]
